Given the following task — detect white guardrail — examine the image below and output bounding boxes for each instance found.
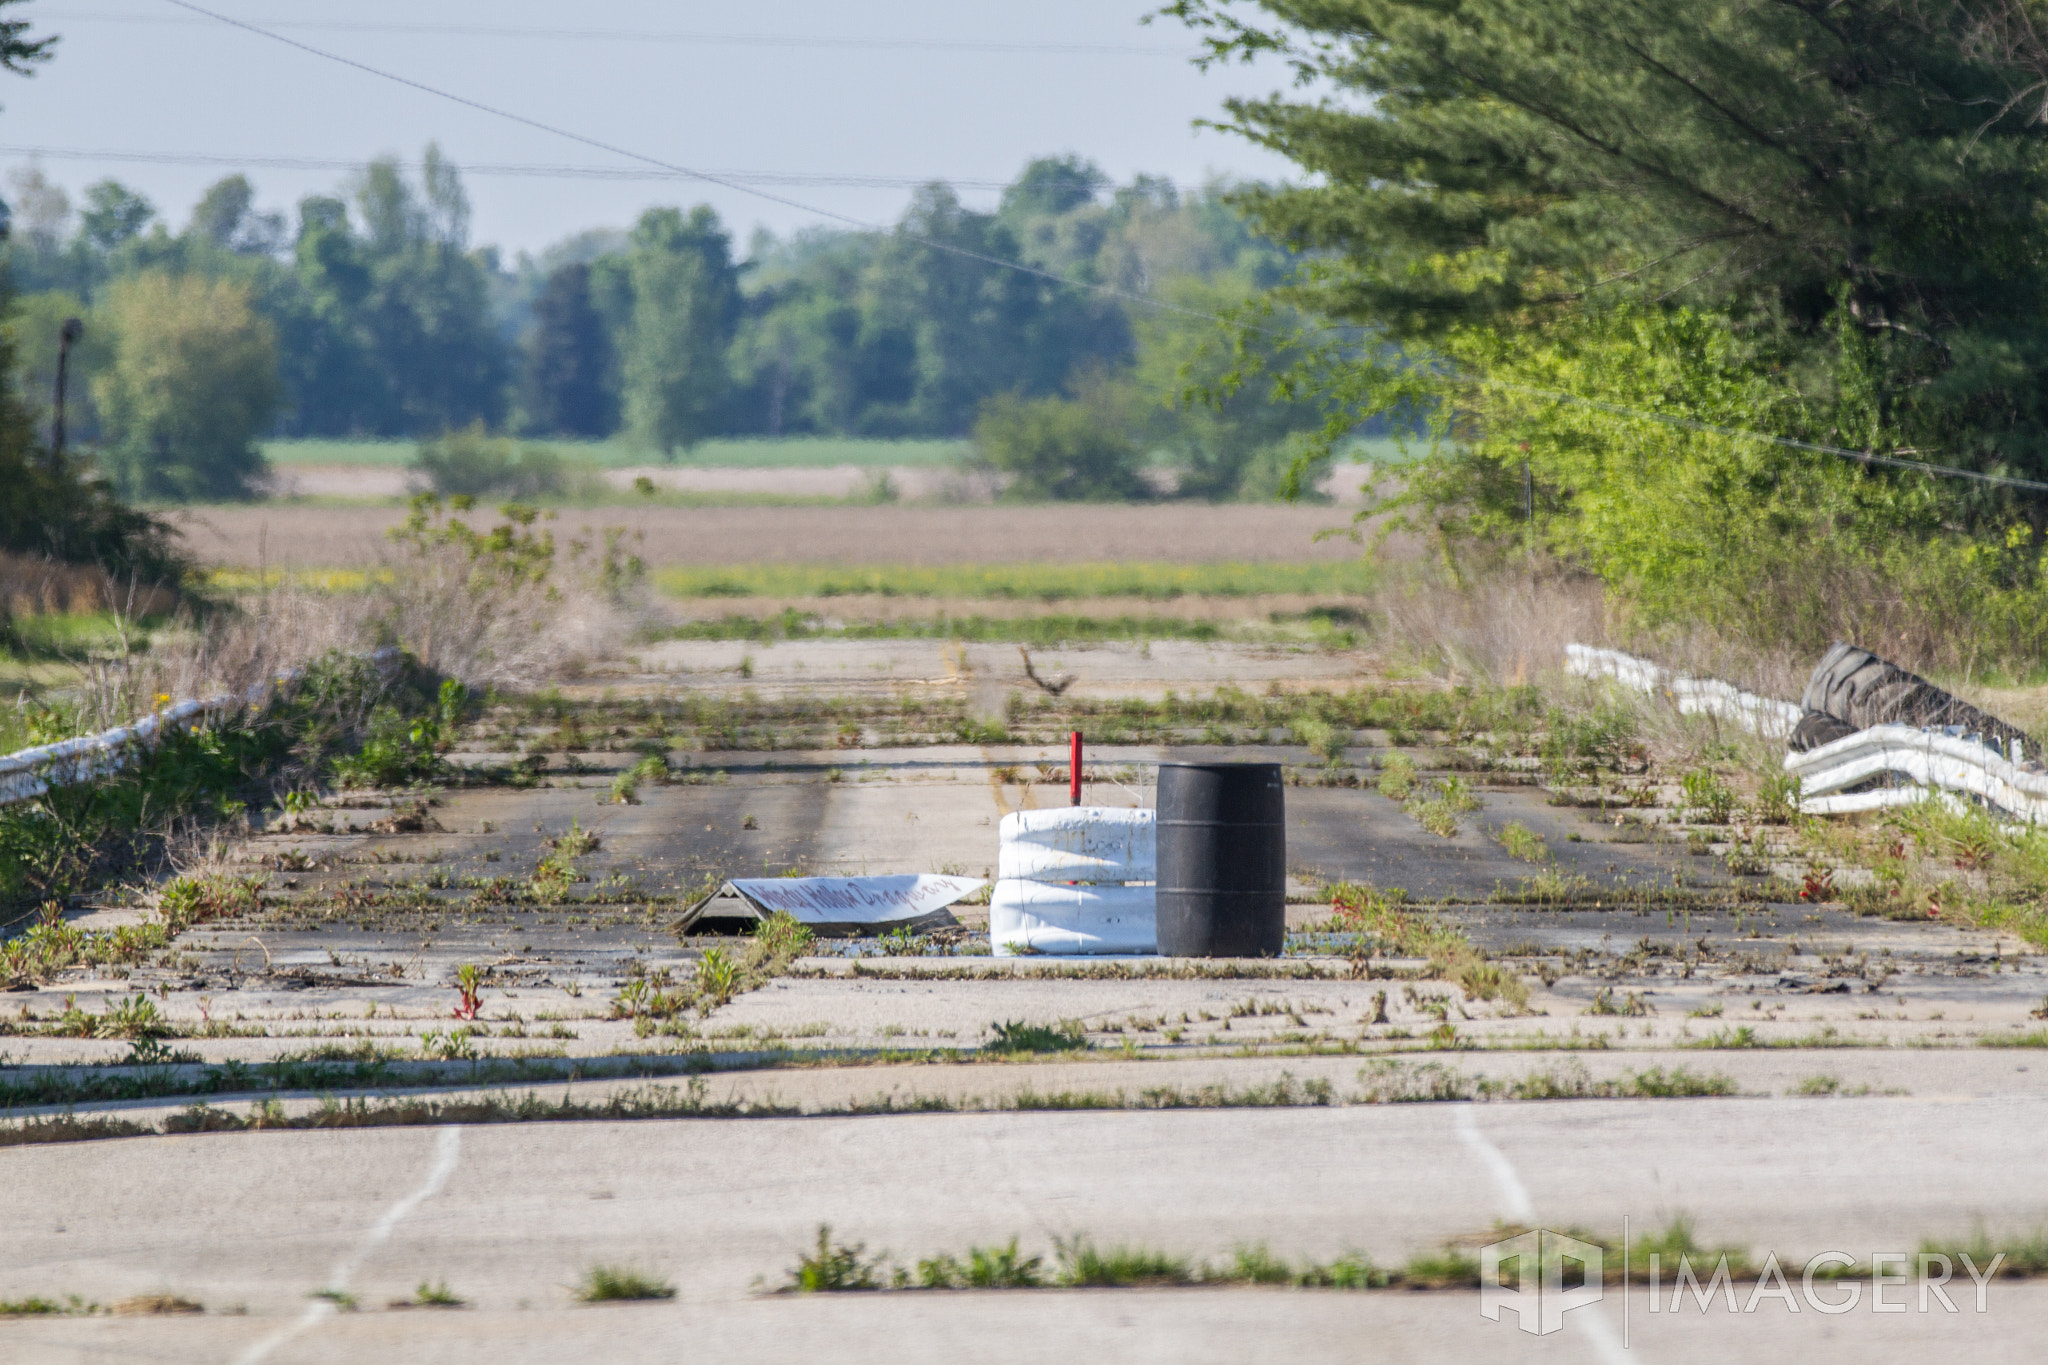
[1565,642,2048,823]
[0,647,398,808]
[1564,643,1802,738]
[1783,726,2048,821]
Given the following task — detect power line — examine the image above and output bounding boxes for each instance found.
[0,144,1048,193]
[156,0,1233,326]
[44,9,1189,57]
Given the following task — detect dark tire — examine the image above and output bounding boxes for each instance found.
[1798,643,2032,752]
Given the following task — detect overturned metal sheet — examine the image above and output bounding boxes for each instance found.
[690,874,985,936]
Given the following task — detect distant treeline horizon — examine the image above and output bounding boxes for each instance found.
[0,148,1356,501]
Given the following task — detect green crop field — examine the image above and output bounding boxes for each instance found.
[261,436,970,469]
[656,560,1381,602]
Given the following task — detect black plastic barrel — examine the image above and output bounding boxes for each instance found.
[1155,761,1285,957]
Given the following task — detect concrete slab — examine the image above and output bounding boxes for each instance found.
[11,1284,2048,1365]
[6,1098,2048,1361]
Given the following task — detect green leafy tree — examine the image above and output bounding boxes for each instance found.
[349,150,506,434]
[93,271,282,500]
[621,205,737,456]
[187,174,283,254]
[521,262,614,436]
[1130,275,1326,499]
[77,180,153,254]
[276,193,379,435]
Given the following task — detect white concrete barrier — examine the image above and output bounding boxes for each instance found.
[996,807,1154,882]
[992,806,1155,955]
[990,881,1157,956]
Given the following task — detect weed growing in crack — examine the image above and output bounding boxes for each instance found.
[984,1019,1090,1054]
[451,964,483,1020]
[1680,767,1738,825]
[1375,753,1417,801]
[916,1239,1044,1289]
[1056,1237,1195,1287]
[695,947,742,1009]
[786,1226,884,1292]
[417,1028,476,1061]
[1496,821,1548,863]
[402,1281,463,1309]
[753,911,815,959]
[574,1265,675,1303]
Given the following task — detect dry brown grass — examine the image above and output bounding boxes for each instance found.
[1365,561,1610,686]
[0,552,177,618]
[76,510,641,721]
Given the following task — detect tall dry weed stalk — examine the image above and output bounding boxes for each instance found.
[1367,559,1610,686]
[63,500,642,732]
[366,524,632,688]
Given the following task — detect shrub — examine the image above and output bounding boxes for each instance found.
[972,393,1145,502]
[413,424,575,500]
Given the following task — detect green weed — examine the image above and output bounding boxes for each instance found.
[786,1226,884,1293]
[917,1239,1045,1289]
[1055,1238,1195,1287]
[1376,753,1417,800]
[1680,767,1738,825]
[409,1281,463,1308]
[753,911,816,959]
[1540,705,1641,775]
[1495,821,1548,863]
[695,947,742,1009]
[574,1265,675,1303]
[985,1019,1091,1054]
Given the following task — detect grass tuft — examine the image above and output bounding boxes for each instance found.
[1055,1238,1196,1288]
[574,1265,676,1303]
[786,1225,884,1293]
[984,1019,1091,1054]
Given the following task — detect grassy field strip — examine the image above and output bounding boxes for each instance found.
[198,563,1381,603]
[656,561,1383,601]
[262,435,1411,472]
[262,437,972,470]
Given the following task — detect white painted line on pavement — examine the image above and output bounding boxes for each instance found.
[1453,1104,1533,1221]
[232,1125,463,1364]
[1456,1105,1635,1363]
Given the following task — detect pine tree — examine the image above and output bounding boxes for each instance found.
[1166,0,2048,479]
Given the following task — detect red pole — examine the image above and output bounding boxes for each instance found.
[1069,730,1083,807]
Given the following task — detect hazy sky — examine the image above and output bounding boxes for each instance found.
[0,1,1302,256]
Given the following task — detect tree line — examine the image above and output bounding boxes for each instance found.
[1,149,1334,501]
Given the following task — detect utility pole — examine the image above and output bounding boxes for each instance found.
[51,316,82,466]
